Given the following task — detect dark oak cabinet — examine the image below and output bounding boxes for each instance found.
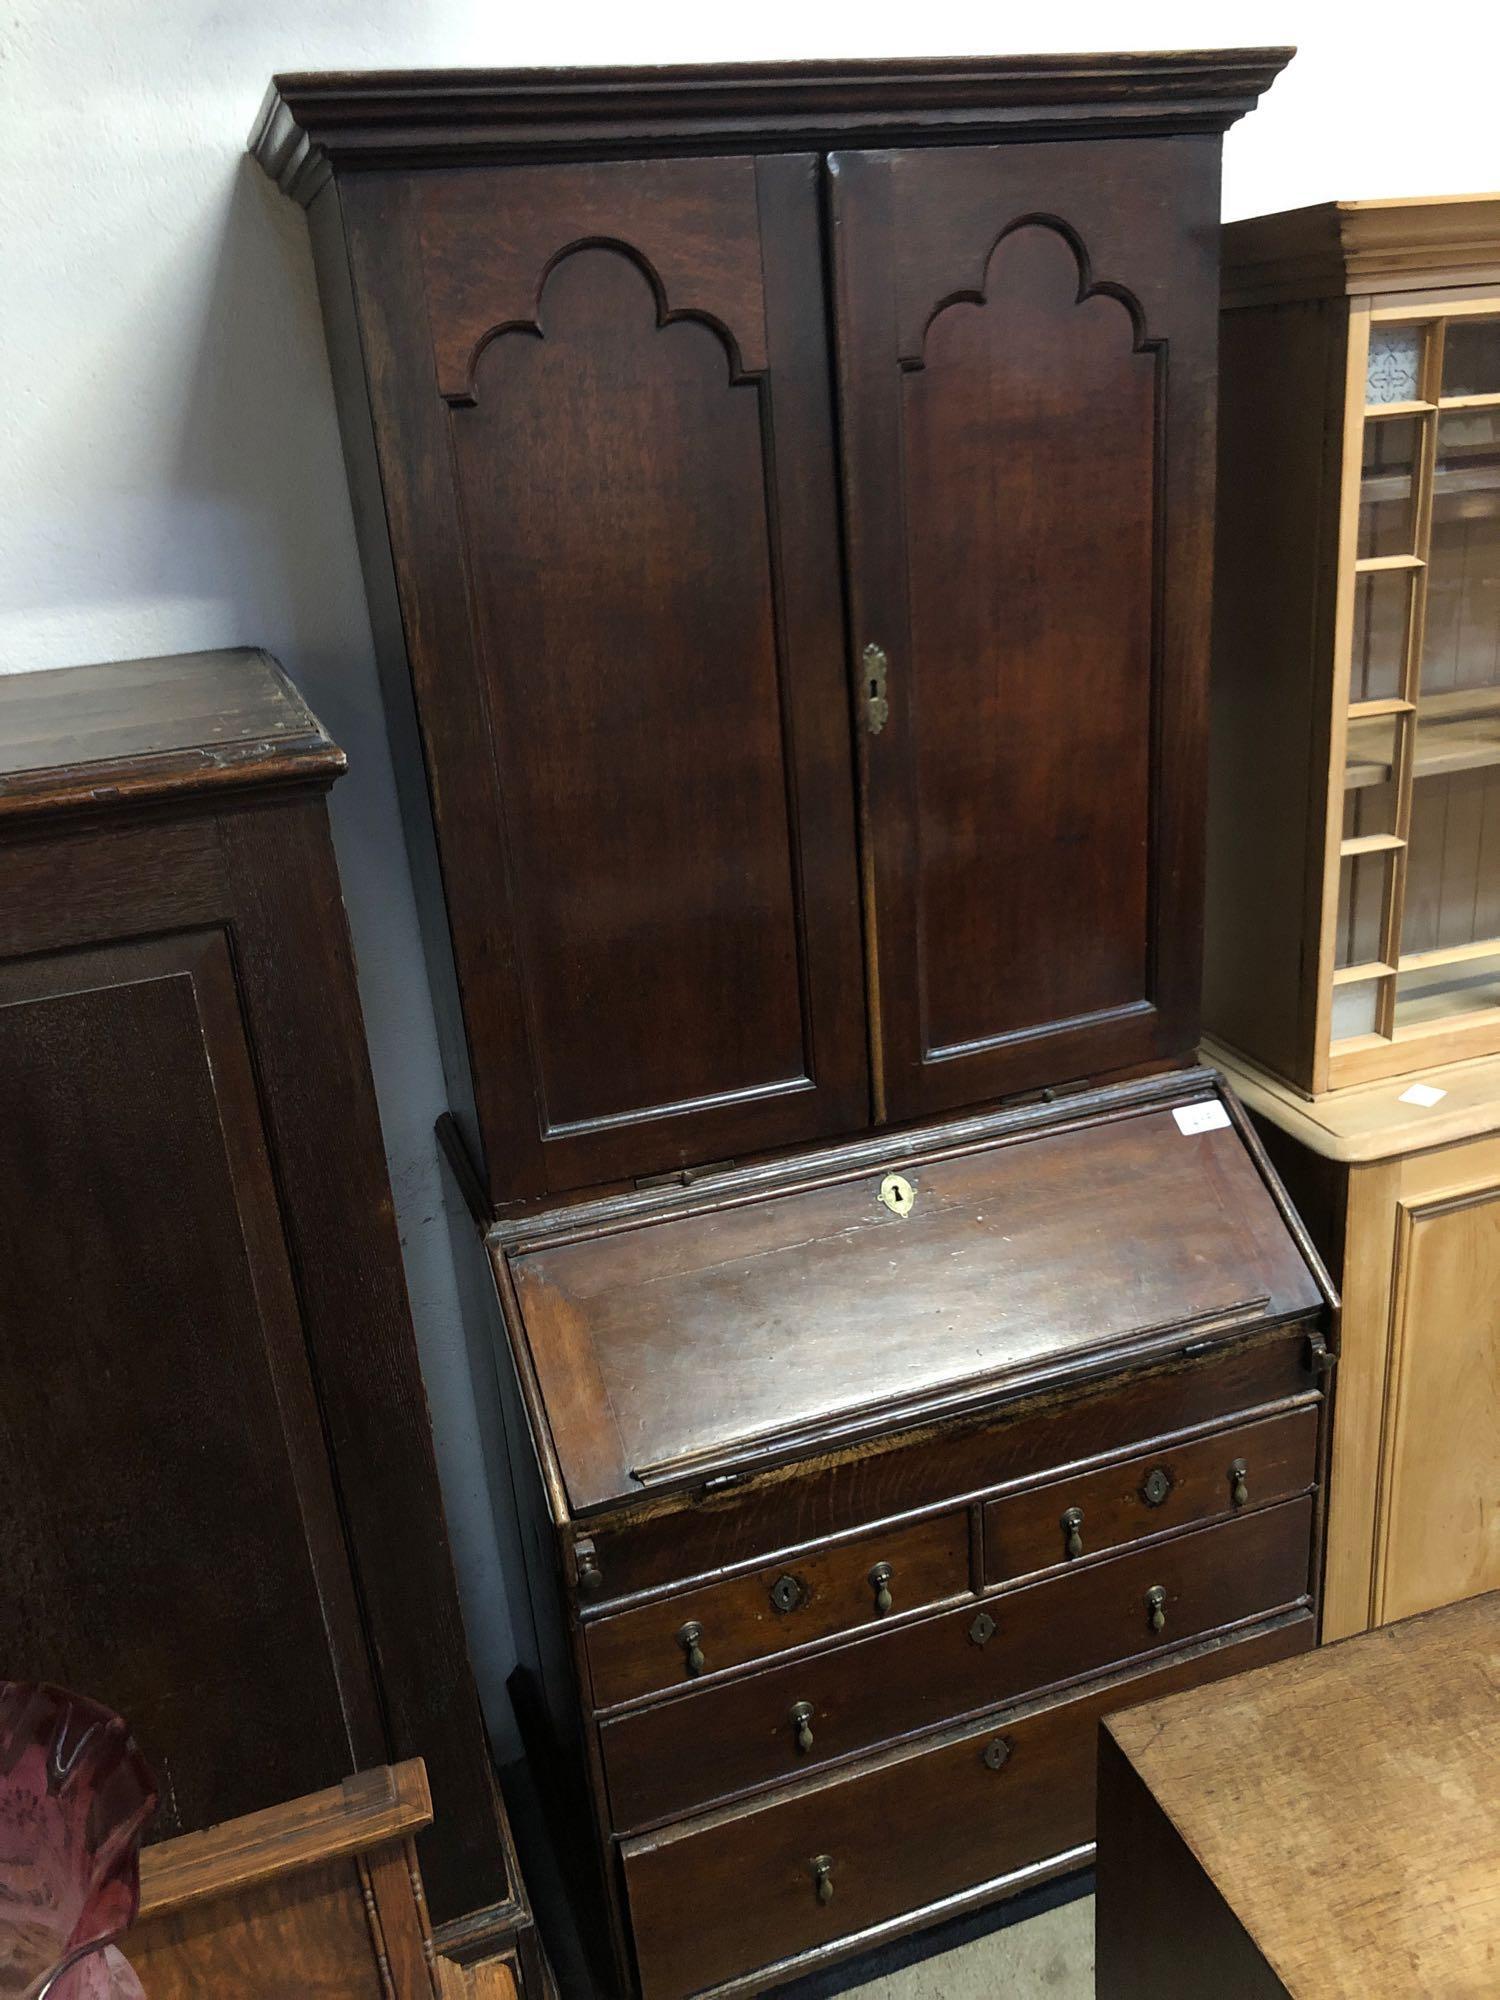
[252,51,1322,1998]
[258,55,1273,1209]
[0,650,538,1973]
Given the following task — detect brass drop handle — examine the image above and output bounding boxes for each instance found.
[810,1854,834,1906]
[870,1561,894,1615]
[678,1620,705,1677]
[1061,1506,1084,1560]
[1145,1585,1167,1635]
[790,1701,815,1755]
[1229,1458,1250,1509]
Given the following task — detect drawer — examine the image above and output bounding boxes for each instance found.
[622,1610,1315,2000]
[601,1493,1311,1831]
[984,1404,1318,1585]
[585,1508,971,1708]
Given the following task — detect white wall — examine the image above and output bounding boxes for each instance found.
[4,0,1497,1754]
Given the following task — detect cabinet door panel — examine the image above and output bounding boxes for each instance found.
[346,154,866,1199]
[1377,1183,1500,1623]
[0,932,378,1837]
[832,140,1220,1119]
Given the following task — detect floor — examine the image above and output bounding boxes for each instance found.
[837,1896,1093,1999]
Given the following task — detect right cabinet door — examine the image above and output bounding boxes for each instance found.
[830,139,1221,1120]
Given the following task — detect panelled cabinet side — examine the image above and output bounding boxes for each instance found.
[1205,293,1350,1094]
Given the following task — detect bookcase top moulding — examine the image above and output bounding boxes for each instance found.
[249,48,1295,203]
[1223,193,1500,307]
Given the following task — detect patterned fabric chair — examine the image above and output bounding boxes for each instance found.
[0,1683,157,2000]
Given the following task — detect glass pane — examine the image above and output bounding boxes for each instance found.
[1395,946,1500,1028]
[1441,317,1500,400]
[1402,767,1500,960]
[1423,407,1500,695]
[1342,715,1400,837]
[1331,978,1383,1041]
[1336,850,1390,970]
[1351,568,1413,702]
[1367,323,1425,406]
[1358,415,1421,559]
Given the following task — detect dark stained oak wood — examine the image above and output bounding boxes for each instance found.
[332,152,866,1206]
[832,138,1220,1117]
[505,1082,1323,1513]
[250,54,1296,201]
[0,650,511,1937]
[622,1611,1313,2000]
[983,1404,1319,1584]
[599,1497,1312,1832]
[584,1508,970,1709]
[249,55,1312,1998]
[579,1328,1323,1603]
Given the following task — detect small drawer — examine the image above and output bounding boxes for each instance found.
[600,1494,1312,1831]
[621,1609,1315,2000]
[984,1404,1318,1585]
[584,1508,971,1709]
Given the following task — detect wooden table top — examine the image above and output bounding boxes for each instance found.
[1104,1591,1500,1997]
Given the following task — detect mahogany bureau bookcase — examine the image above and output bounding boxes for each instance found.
[0,649,543,1986]
[251,51,1335,1996]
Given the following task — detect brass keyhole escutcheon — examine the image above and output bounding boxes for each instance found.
[1145,1586,1167,1635]
[771,1573,806,1614]
[862,642,890,735]
[869,1561,894,1615]
[879,1171,915,1218]
[811,1854,835,1906]
[1229,1458,1250,1509]
[982,1736,1012,1772]
[1141,1466,1173,1508]
[1061,1506,1084,1559]
[678,1621,705,1677]
[969,1610,997,1647]
[790,1701,815,1755]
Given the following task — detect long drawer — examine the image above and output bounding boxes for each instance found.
[602,1493,1311,1830]
[984,1404,1319,1585]
[622,1611,1316,2000]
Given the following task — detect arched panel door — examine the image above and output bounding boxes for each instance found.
[831,140,1221,1121]
[346,154,868,1200]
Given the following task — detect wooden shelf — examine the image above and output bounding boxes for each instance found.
[1346,684,1500,787]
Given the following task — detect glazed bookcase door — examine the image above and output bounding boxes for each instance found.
[337,154,867,1200]
[1323,293,1500,1086]
[830,140,1219,1123]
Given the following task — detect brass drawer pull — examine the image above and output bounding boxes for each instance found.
[1229,1458,1250,1509]
[869,1561,894,1615]
[790,1701,815,1755]
[677,1620,705,1677]
[810,1854,834,1906]
[1145,1585,1167,1635]
[573,1538,603,1594]
[1061,1506,1084,1559]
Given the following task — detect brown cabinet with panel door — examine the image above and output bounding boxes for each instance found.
[0,649,544,1986]
[251,50,1332,1997]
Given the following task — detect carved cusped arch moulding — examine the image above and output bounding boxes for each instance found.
[439,237,767,409]
[906,215,1162,372]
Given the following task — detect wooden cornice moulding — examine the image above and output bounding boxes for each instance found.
[0,647,345,823]
[249,48,1295,204]
[1222,193,1500,308]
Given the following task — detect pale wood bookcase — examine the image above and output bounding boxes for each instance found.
[1206,197,1500,1640]
[1208,196,1500,1095]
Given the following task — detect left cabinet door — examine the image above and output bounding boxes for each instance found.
[337,153,868,1200]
